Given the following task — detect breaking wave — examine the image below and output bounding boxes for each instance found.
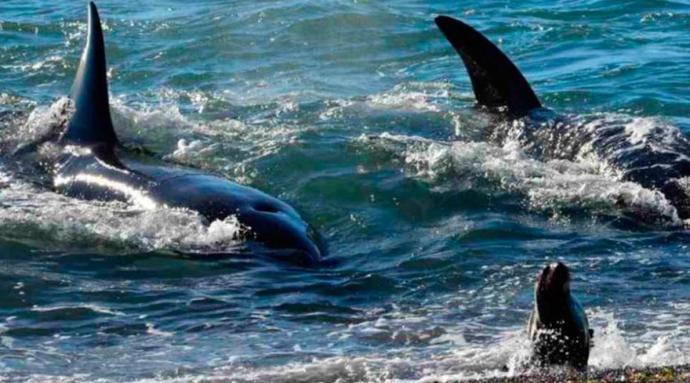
[356,130,683,227]
[0,167,244,253]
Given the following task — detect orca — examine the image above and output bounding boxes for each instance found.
[527,262,592,371]
[435,16,690,221]
[42,3,322,263]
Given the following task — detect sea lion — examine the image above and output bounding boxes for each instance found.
[527,262,592,371]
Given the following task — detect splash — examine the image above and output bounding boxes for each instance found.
[108,94,307,183]
[589,311,690,369]
[0,168,245,253]
[358,131,683,226]
[366,82,452,113]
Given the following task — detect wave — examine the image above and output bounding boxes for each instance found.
[1,307,687,383]
[356,131,682,227]
[0,167,244,253]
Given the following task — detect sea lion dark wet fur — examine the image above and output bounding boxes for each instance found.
[527,262,592,371]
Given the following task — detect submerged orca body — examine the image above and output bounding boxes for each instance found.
[435,16,690,220]
[527,262,592,371]
[52,3,321,262]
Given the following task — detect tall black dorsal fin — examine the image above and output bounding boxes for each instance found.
[62,2,118,146]
[435,16,541,117]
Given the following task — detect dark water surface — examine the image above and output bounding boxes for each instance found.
[1,1,690,381]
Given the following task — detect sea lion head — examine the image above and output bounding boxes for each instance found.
[535,262,571,324]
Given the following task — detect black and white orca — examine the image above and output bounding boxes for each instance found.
[435,16,690,221]
[28,3,322,263]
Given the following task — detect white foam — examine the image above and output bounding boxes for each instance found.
[621,116,688,157]
[364,82,462,113]
[589,311,690,369]
[368,90,442,112]
[108,95,305,183]
[30,304,124,316]
[119,317,688,382]
[5,307,689,383]
[358,132,683,226]
[12,97,71,144]
[164,138,220,164]
[0,169,245,253]
[145,323,174,337]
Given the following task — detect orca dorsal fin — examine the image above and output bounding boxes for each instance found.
[435,16,541,118]
[62,2,118,146]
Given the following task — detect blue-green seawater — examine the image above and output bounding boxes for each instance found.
[1,1,690,381]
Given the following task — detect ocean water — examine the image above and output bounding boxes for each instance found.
[1,0,690,381]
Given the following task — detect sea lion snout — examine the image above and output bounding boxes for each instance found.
[536,262,571,303]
